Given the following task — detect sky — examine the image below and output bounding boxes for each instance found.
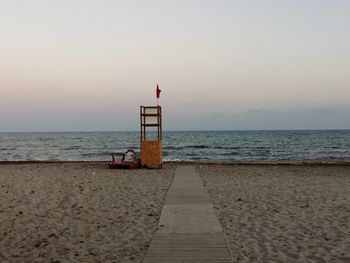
[0,0,349,131]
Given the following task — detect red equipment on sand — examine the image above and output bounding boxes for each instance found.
[108,149,139,169]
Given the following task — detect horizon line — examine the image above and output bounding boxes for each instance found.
[1,128,350,133]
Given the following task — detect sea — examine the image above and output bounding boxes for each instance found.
[0,130,350,162]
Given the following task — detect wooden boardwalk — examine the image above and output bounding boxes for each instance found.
[143,166,231,263]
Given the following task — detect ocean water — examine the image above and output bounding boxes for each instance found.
[0,130,350,162]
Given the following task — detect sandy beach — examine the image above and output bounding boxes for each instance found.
[0,163,175,263]
[1,162,350,262]
[198,164,350,262]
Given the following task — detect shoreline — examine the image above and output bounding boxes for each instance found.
[1,160,350,166]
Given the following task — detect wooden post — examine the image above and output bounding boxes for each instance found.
[140,106,162,168]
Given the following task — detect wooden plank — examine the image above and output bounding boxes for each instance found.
[142,166,231,262]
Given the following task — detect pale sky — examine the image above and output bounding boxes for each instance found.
[1,0,349,131]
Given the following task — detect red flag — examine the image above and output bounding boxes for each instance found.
[156,84,161,99]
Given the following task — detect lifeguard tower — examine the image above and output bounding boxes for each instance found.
[140,105,162,168]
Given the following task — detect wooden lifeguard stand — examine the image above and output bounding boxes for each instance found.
[140,106,162,168]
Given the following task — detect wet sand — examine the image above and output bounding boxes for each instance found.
[198,164,350,262]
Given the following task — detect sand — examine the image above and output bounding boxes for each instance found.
[1,162,350,263]
[198,164,350,262]
[0,162,175,263]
